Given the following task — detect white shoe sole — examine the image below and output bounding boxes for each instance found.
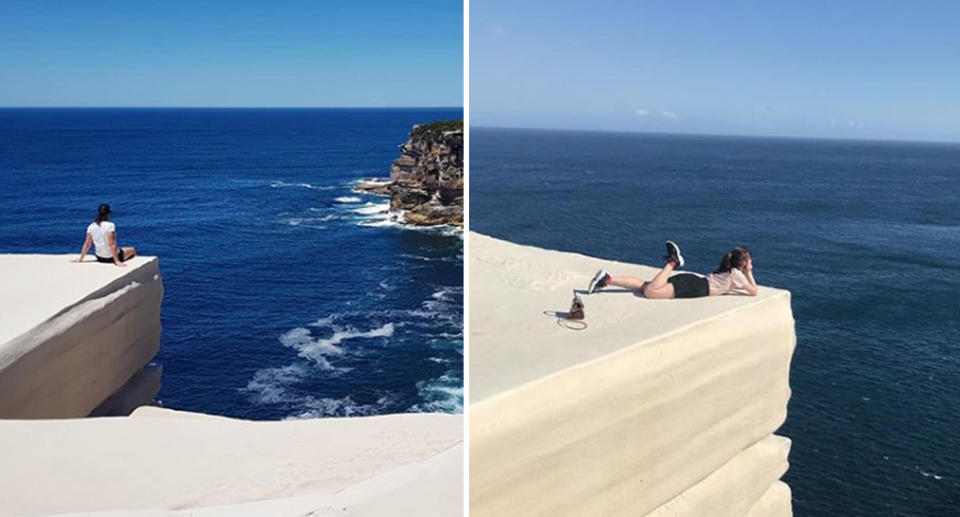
[588,270,607,293]
[666,241,684,268]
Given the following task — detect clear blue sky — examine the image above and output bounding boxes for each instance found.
[471,1,960,142]
[0,1,462,107]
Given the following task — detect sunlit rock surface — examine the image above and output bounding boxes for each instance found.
[469,233,795,517]
[0,255,163,418]
[0,408,462,516]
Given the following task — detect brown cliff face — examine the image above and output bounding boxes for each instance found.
[389,121,463,226]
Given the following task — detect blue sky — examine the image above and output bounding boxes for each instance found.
[471,1,960,142]
[0,1,462,107]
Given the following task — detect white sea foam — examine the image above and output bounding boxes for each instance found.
[410,373,463,413]
[399,253,459,263]
[245,285,461,417]
[357,218,404,228]
[243,364,308,404]
[246,371,393,419]
[354,202,391,216]
[431,287,460,301]
[289,395,391,419]
[370,221,463,237]
[309,316,335,328]
[280,323,395,370]
[280,213,338,227]
[270,180,337,190]
[356,177,391,186]
[335,196,363,203]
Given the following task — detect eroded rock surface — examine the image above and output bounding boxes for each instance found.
[389,121,463,226]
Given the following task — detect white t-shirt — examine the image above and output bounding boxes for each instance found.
[87,221,117,258]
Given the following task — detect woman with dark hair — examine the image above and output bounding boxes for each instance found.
[72,204,137,267]
[587,241,757,299]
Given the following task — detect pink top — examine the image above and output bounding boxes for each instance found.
[706,269,753,296]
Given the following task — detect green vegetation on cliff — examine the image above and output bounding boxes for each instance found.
[410,120,463,139]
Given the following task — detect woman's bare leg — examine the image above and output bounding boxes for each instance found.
[600,261,677,298]
[606,276,646,290]
[647,262,675,288]
[642,262,677,298]
[122,247,137,260]
[643,283,675,299]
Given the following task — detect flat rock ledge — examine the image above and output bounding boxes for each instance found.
[0,254,463,516]
[0,408,462,516]
[0,254,164,418]
[469,233,796,517]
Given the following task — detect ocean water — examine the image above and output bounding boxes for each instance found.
[0,108,463,420]
[471,127,960,516]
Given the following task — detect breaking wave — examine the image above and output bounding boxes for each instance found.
[270,180,338,190]
[279,322,395,371]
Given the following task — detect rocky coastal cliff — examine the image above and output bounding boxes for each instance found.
[469,234,796,517]
[359,121,463,226]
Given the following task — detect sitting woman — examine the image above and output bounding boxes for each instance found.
[73,204,137,267]
[588,241,757,299]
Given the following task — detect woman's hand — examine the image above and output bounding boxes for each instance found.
[71,257,85,263]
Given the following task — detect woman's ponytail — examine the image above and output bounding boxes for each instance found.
[715,252,734,274]
[715,246,751,274]
[94,204,111,226]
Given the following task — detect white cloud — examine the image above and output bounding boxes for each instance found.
[634,108,679,120]
[659,110,679,120]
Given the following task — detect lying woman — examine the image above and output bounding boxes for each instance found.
[73,203,138,267]
[588,241,758,299]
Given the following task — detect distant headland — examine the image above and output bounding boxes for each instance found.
[356,120,464,227]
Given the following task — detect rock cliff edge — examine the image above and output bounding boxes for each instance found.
[469,233,796,517]
[388,121,463,226]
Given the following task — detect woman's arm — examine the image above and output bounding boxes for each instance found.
[743,271,758,296]
[108,231,126,267]
[73,233,93,262]
[740,257,758,296]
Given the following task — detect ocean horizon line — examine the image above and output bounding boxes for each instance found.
[0,106,463,111]
[472,124,960,147]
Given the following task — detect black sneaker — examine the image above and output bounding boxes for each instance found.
[664,240,685,268]
[588,269,610,294]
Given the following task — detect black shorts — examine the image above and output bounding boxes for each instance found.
[96,249,126,264]
[667,273,709,298]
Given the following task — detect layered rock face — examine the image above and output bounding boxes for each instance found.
[469,234,796,517]
[389,121,463,226]
[0,255,163,418]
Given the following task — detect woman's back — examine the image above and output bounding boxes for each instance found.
[86,220,116,258]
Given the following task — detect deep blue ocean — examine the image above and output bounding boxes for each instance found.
[471,127,960,517]
[0,108,463,420]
